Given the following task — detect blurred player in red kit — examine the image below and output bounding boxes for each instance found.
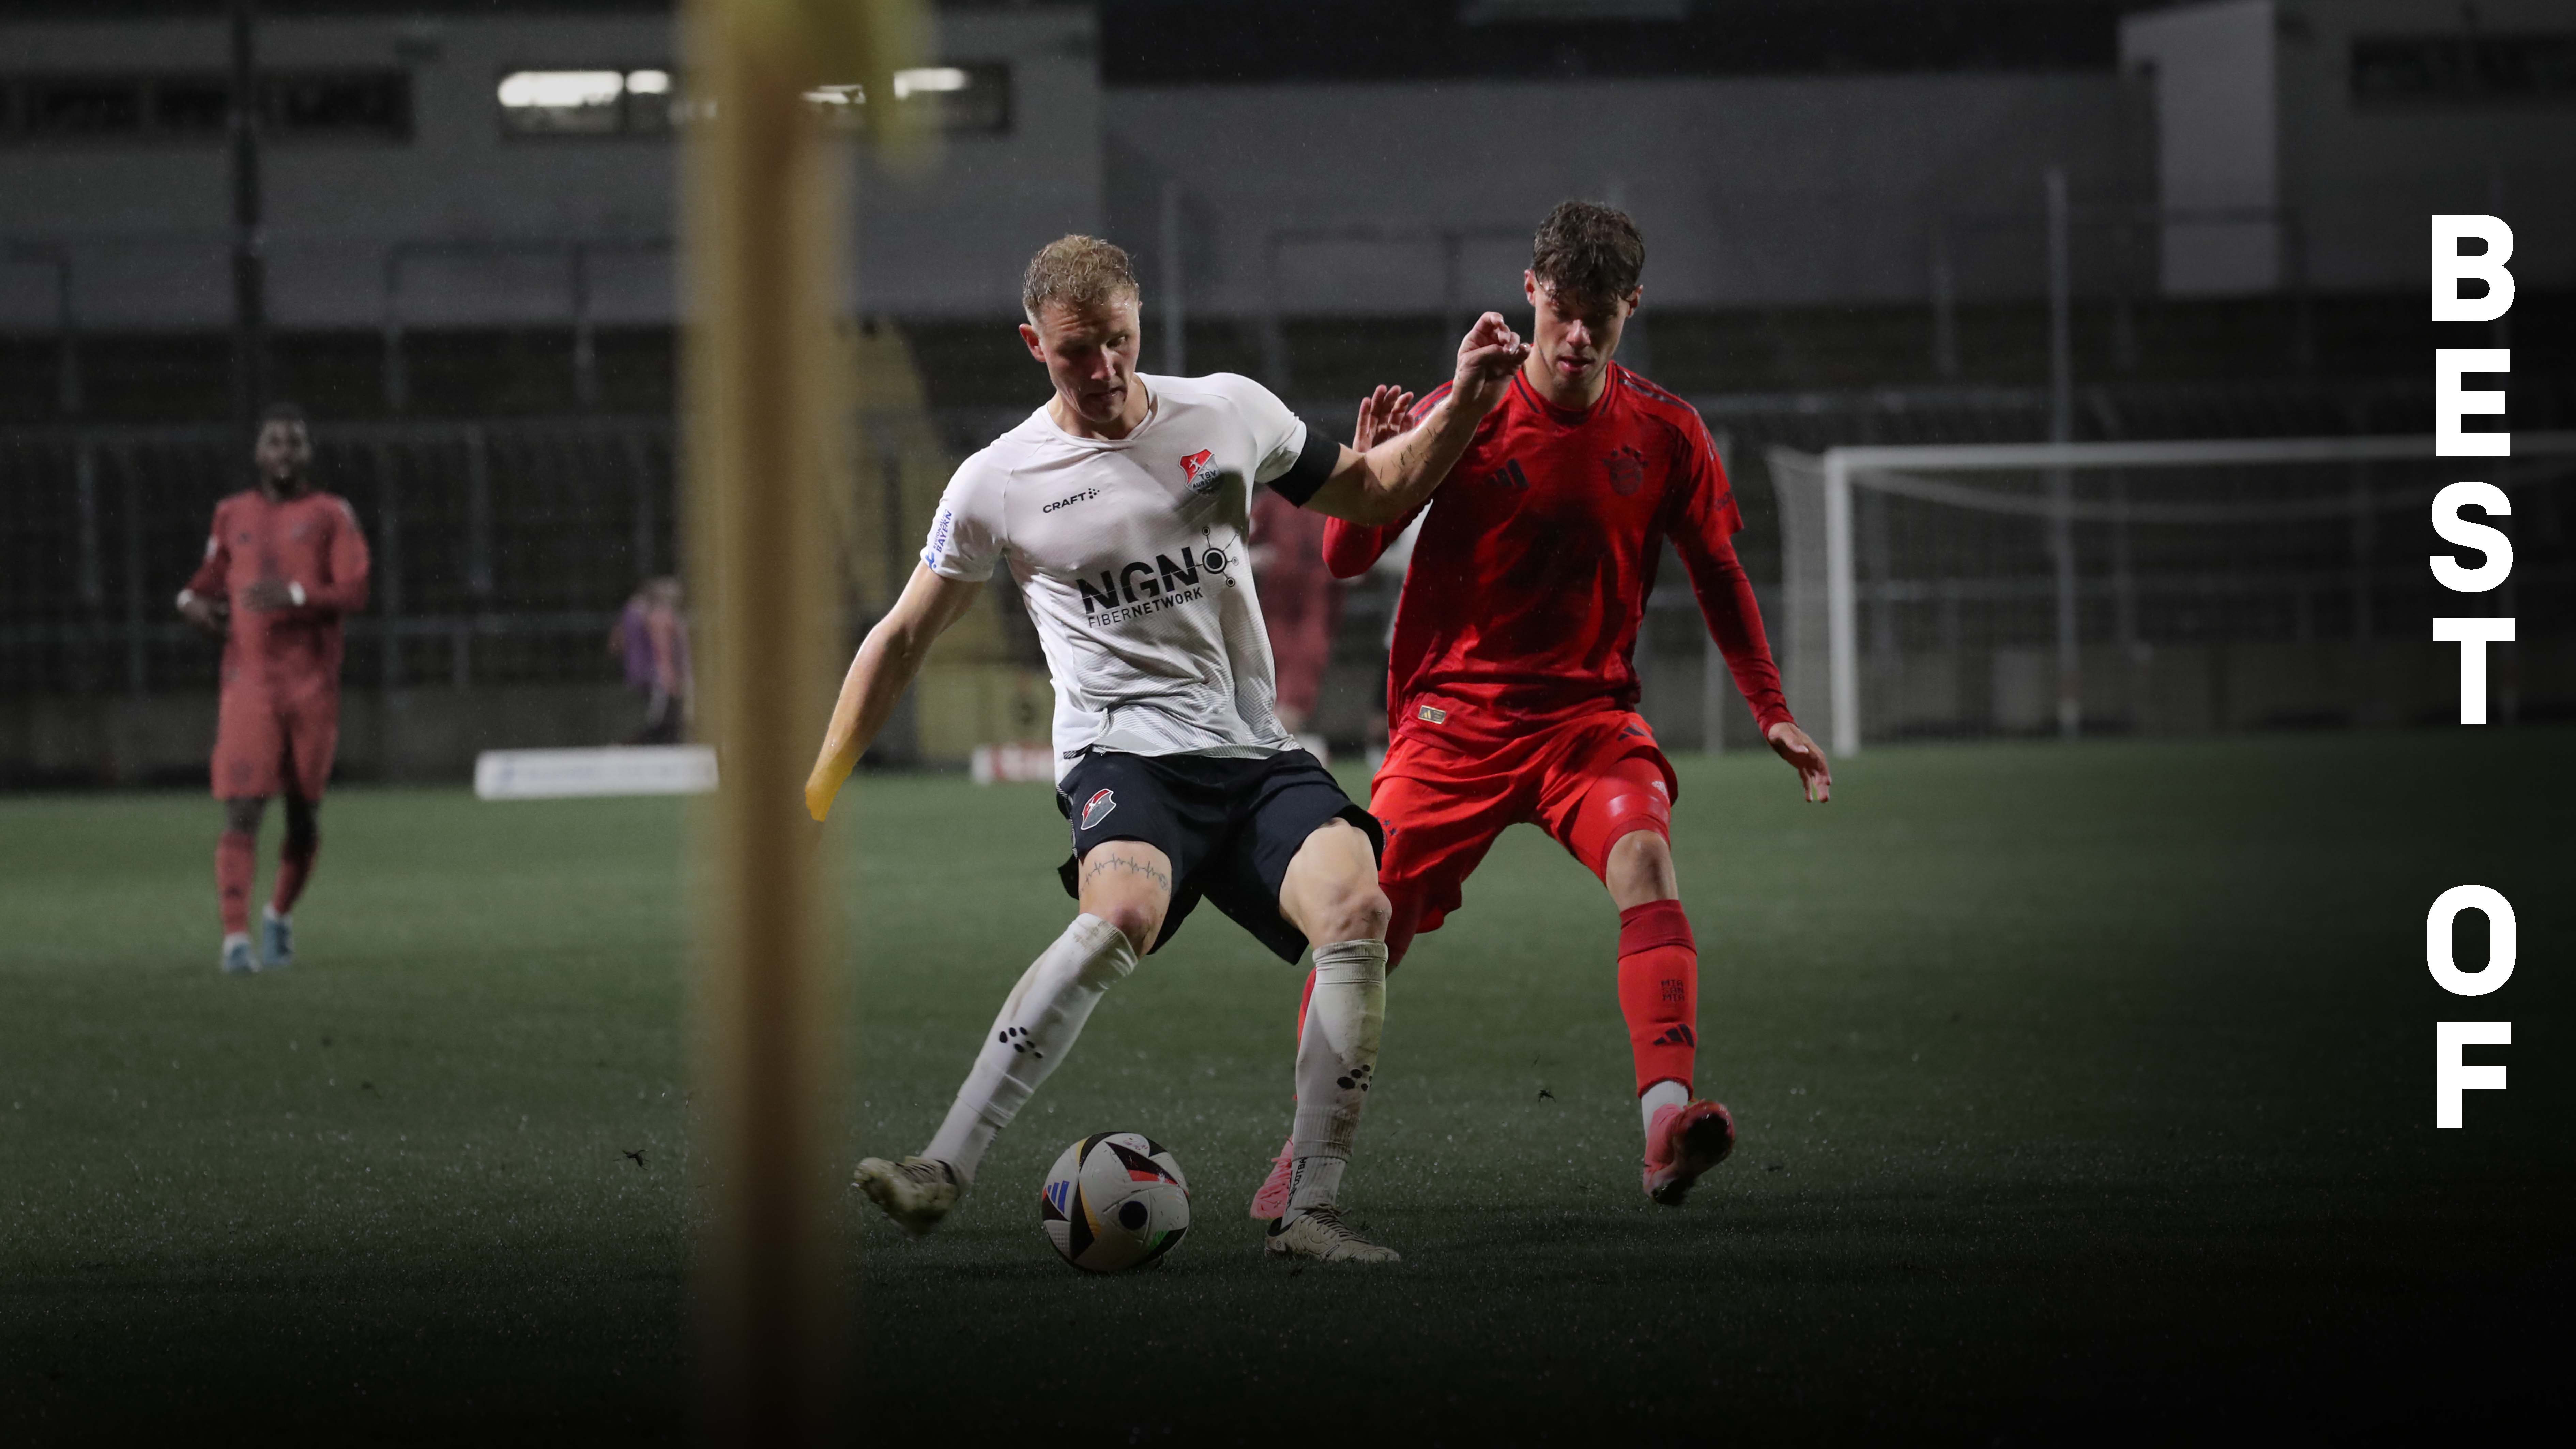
[1248,486,1339,738]
[176,403,371,975]
[1250,202,1832,1215]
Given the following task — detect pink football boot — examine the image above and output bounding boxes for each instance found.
[1643,1099,1736,1205]
[1248,1135,1296,1219]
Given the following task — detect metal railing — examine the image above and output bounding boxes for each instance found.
[0,416,674,698]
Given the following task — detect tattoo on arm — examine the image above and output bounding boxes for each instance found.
[1080,854,1171,893]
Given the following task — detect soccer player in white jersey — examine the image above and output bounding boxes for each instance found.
[804,235,1527,1263]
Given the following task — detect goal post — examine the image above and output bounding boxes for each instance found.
[682,0,924,1440]
[1771,432,2576,757]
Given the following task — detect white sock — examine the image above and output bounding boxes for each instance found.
[263,905,287,924]
[923,914,1138,1185]
[1641,1078,1692,1136]
[1285,1155,1346,1215]
[1285,938,1387,1218]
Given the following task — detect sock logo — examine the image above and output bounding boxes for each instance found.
[1078,788,1117,829]
[1661,980,1686,1005]
[997,1024,1045,1060]
[1651,1025,1697,1048]
[1335,1062,1373,1093]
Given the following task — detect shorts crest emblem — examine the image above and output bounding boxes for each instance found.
[1079,788,1117,829]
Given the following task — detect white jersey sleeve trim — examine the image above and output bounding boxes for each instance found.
[920,452,1010,582]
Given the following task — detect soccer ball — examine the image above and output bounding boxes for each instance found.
[1039,1131,1191,1273]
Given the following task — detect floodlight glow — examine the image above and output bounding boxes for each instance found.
[803,83,864,106]
[625,69,670,95]
[498,71,624,109]
[892,67,969,99]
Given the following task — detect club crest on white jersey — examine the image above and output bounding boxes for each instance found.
[1179,448,1223,495]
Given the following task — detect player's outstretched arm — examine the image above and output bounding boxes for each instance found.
[177,505,231,639]
[1674,524,1831,803]
[175,591,227,639]
[1766,722,1832,804]
[1319,385,1420,577]
[1302,313,1527,525]
[805,564,984,822]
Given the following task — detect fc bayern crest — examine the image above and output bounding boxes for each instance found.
[1178,449,1223,495]
[1079,788,1117,830]
[1605,445,1648,497]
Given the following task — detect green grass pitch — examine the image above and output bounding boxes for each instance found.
[2,731,2566,1442]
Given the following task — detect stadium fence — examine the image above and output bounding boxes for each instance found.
[0,416,675,701]
[8,383,2565,782]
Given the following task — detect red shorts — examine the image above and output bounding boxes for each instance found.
[1369,708,1678,951]
[211,679,340,800]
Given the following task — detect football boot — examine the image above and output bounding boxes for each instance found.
[852,1155,962,1236]
[1643,1099,1736,1206]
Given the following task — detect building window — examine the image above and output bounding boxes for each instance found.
[0,71,412,143]
[2351,33,2576,109]
[153,77,233,135]
[494,63,1009,138]
[497,69,674,136]
[24,77,145,137]
[807,64,1013,136]
[267,72,414,141]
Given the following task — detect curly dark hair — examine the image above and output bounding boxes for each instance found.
[1529,200,1644,305]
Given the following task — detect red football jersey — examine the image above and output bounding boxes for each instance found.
[185,488,371,691]
[1326,364,1791,750]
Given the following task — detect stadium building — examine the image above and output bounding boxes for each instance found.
[2,0,2570,782]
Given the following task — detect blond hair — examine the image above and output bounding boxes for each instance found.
[1021,234,1139,322]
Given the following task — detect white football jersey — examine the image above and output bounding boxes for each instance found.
[921,372,1325,776]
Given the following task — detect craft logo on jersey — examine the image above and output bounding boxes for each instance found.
[1178,448,1223,495]
[1605,445,1648,497]
[1079,788,1117,829]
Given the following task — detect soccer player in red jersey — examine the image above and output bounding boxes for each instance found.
[1248,486,1339,737]
[176,403,371,975]
[1249,202,1832,1214]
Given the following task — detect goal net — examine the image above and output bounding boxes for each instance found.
[1769,433,2576,754]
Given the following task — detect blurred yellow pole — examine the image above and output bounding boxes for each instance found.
[682,0,917,1440]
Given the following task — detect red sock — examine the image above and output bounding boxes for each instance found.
[1617,900,1697,1097]
[1293,967,1316,1044]
[271,834,317,916]
[217,830,256,935]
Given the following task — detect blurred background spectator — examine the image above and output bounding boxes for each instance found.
[611,575,689,744]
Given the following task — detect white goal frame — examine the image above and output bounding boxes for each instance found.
[1772,432,2576,757]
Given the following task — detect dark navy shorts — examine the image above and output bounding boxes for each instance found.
[1055,748,1383,963]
